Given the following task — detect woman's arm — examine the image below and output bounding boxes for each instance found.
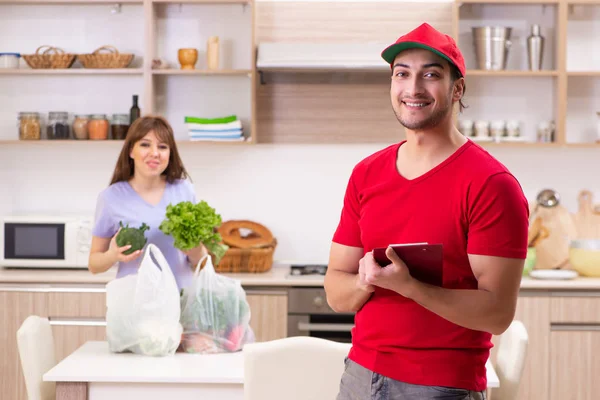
[88,231,142,274]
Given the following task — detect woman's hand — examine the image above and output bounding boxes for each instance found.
[184,243,208,269]
[108,228,143,264]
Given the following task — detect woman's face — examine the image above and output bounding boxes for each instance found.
[129,130,170,179]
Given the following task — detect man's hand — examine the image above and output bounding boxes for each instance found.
[362,247,415,296]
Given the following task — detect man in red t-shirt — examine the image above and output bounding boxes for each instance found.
[325,23,529,399]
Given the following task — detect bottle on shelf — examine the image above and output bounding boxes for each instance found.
[130,95,141,125]
[527,24,544,71]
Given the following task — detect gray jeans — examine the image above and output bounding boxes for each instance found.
[337,358,486,400]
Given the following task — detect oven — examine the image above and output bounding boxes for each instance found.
[287,287,355,343]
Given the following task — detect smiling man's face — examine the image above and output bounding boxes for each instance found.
[390,48,459,131]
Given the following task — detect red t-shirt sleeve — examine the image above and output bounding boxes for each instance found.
[467,172,529,259]
[332,170,363,248]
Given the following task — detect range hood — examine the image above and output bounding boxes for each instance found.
[256,42,390,72]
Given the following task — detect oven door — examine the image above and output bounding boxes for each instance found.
[288,314,355,343]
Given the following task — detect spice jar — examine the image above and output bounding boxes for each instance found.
[18,112,41,140]
[111,114,130,140]
[47,111,71,140]
[88,114,109,140]
[73,115,90,140]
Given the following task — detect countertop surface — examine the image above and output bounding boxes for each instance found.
[44,341,244,384]
[2,266,600,290]
[44,341,499,388]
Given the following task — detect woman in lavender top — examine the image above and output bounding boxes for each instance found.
[88,115,205,290]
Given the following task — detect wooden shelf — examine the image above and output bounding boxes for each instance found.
[0,138,253,145]
[567,71,600,77]
[0,68,143,75]
[0,0,142,3]
[567,0,600,4]
[151,69,252,76]
[466,69,559,76]
[458,0,558,4]
[153,0,250,3]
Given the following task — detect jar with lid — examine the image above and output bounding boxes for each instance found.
[18,112,41,140]
[47,111,71,140]
[73,115,90,140]
[88,114,109,140]
[111,114,130,140]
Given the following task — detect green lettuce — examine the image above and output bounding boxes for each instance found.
[159,200,229,264]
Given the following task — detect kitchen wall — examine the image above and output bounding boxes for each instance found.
[1,144,599,264]
[1,0,599,264]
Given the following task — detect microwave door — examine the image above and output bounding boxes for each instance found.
[3,223,67,267]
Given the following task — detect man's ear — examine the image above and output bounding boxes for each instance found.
[453,78,465,102]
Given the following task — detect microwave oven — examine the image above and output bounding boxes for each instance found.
[0,215,93,269]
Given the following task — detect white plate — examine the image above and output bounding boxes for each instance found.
[529,269,579,280]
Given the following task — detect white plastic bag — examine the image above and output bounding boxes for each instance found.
[105,244,182,357]
[179,254,255,354]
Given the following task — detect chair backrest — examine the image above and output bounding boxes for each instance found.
[243,336,351,400]
[491,320,529,400]
[16,316,57,400]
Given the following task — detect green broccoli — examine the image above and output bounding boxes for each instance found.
[116,221,149,255]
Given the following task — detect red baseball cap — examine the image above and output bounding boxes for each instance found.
[381,23,466,77]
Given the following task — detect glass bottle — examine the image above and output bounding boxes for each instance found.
[130,95,141,125]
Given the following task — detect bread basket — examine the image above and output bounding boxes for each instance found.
[77,45,134,69]
[214,220,276,273]
[22,45,76,69]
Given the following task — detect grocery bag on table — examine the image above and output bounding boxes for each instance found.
[105,243,182,356]
[179,253,255,354]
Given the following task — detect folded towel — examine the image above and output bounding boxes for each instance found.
[188,129,242,138]
[189,136,245,142]
[186,120,242,131]
[184,115,237,124]
[188,132,243,140]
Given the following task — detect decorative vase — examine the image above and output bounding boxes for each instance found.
[178,48,198,70]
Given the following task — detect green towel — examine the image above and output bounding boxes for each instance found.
[184,115,238,124]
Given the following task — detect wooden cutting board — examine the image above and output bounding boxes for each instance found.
[571,190,600,240]
[532,203,578,270]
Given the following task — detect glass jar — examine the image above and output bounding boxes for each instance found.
[47,111,71,140]
[73,115,90,140]
[18,112,41,140]
[111,114,130,140]
[88,114,109,140]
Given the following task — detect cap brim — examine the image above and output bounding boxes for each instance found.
[381,42,459,75]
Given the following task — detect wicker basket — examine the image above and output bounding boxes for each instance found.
[214,238,277,273]
[77,45,134,69]
[22,46,76,69]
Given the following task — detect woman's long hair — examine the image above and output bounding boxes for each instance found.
[109,115,190,185]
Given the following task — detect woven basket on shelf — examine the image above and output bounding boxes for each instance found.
[22,45,76,69]
[77,45,134,69]
[214,238,277,273]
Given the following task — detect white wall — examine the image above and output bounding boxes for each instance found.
[1,143,599,264]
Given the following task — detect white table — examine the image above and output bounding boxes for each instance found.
[44,341,499,400]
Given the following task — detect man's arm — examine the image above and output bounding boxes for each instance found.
[324,242,374,313]
[404,254,523,335]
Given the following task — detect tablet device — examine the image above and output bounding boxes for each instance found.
[372,243,443,287]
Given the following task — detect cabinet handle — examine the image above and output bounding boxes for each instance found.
[551,323,600,331]
[49,317,106,327]
[297,322,354,332]
[550,291,600,298]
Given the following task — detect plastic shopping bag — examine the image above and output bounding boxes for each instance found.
[179,254,255,354]
[105,244,183,357]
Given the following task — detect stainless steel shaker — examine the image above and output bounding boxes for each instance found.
[527,24,544,71]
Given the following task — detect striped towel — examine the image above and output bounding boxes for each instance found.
[186,120,242,131]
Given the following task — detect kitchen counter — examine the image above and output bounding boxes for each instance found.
[1,266,600,290]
